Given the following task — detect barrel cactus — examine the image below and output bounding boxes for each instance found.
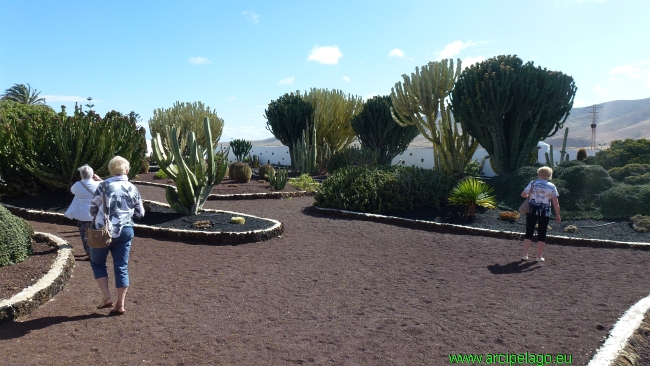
[231,162,252,183]
[258,164,276,180]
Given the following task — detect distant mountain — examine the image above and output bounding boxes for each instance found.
[234,97,650,149]
[544,97,650,148]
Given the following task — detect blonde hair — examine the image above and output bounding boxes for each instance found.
[78,164,94,180]
[108,156,130,176]
[537,166,553,180]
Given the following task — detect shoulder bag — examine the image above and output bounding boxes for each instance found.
[518,180,535,215]
[86,182,112,248]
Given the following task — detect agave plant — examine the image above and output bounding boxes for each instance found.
[448,177,497,218]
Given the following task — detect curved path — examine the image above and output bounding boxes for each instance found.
[1,184,649,365]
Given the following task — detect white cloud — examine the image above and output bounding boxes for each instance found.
[221,125,272,142]
[343,76,351,83]
[388,48,405,58]
[594,85,607,96]
[462,56,484,68]
[188,57,211,65]
[307,45,342,65]
[611,60,650,87]
[242,11,259,23]
[227,97,236,102]
[573,99,587,108]
[40,95,87,103]
[439,40,476,59]
[278,77,295,85]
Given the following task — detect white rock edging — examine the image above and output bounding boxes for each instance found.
[0,232,74,324]
[587,296,650,366]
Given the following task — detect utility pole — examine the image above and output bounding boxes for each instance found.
[587,104,603,150]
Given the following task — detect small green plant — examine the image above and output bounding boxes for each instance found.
[155,169,168,179]
[0,205,34,267]
[289,174,321,192]
[269,167,289,191]
[448,177,497,218]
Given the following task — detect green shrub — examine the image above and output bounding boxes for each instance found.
[0,205,34,267]
[488,165,538,210]
[607,164,650,182]
[594,138,650,170]
[0,105,146,196]
[155,169,168,179]
[448,177,497,218]
[595,184,650,219]
[315,165,457,215]
[624,173,650,185]
[288,174,320,192]
[328,145,377,173]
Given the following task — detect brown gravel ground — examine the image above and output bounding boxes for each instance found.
[0,237,59,300]
[1,183,650,365]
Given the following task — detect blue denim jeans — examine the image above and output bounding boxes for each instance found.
[90,226,134,288]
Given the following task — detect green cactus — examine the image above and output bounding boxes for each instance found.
[268,167,289,191]
[351,95,420,166]
[390,59,478,176]
[292,121,319,175]
[230,139,253,162]
[152,117,227,215]
[230,163,252,183]
[450,55,577,174]
[258,164,276,180]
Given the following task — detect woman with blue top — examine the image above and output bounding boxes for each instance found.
[90,156,145,316]
[520,166,561,262]
[64,164,102,260]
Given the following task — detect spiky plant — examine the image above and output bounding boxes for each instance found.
[1,83,46,104]
[447,177,497,218]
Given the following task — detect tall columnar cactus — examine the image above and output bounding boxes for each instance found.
[450,55,577,174]
[390,59,478,176]
[230,139,252,162]
[351,95,420,165]
[152,117,227,215]
[264,91,314,171]
[304,88,363,164]
[149,101,224,154]
[268,167,288,191]
[292,121,319,175]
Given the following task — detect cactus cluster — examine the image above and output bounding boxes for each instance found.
[152,117,227,215]
[545,128,570,166]
[268,167,289,191]
[230,139,252,162]
[292,121,319,175]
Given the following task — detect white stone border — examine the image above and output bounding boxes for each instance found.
[0,201,284,246]
[0,232,74,324]
[587,296,650,365]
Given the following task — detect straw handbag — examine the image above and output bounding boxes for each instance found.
[86,182,112,248]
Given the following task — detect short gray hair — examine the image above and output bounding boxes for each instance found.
[108,156,130,176]
[78,164,94,180]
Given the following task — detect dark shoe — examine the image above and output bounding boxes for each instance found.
[109,308,125,316]
[97,299,113,309]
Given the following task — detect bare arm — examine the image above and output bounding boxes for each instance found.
[551,196,561,223]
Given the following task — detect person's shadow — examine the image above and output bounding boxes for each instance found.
[487,260,540,274]
[0,313,105,340]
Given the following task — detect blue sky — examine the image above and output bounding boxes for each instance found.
[2,0,649,142]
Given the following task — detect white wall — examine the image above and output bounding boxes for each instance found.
[221,145,598,177]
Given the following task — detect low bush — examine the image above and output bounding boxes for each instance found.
[624,173,650,185]
[288,174,320,192]
[595,184,650,219]
[314,165,457,215]
[594,138,650,170]
[607,164,650,182]
[0,205,34,267]
[155,169,168,179]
